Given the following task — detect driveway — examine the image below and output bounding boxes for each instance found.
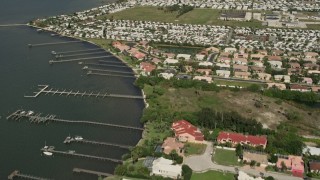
[184,141,303,180]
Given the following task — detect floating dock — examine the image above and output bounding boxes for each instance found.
[24,85,144,99]
[64,136,132,149]
[40,147,122,163]
[8,170,52,180]
[73,168,113,177]
[28,41,82,47]
[7,110,144,131]
[49,55,113,64]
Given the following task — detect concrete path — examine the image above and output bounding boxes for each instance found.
[184,141,303,180]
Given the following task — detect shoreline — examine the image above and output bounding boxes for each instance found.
[28,23,149,151]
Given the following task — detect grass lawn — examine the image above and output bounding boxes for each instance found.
[307,24,320,30]
[138,119,172,145]
[184,143,207,156]
[99,6,262,28]
[213,148,239,166]
[191,170,235,180]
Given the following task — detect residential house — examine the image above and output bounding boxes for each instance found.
[267,83,287,90]
[251,54,265,61]
[233,58,248,65]
[195,54,206,61]
[233,64,248,72]
[312,86,320,93]
[206,47,220,53]
[290,84,311,92]
[243,151,268,167]
[224,47,237,53]
[159,73,174,79]
[234,72,250,79]
[217,131,268,149]
[220,52,231,58]
[216,70,231,78]
[112,41,130,52]
[302,77,313,85]
[163,53,175,59]
[199,61,213,66]
[196,69,212,76]
[161,137,184,155]
[257,73,272,81]
[268,56,282,68]
[276,155,304,178]
[217,57,231,64]
[171,120,204,143]
[258,50,268,56]
[177,54,191,61]
[140,62,156,76]
[193,76,213,83]
[289,62,301,69]
[249,60,264,67]
[305,63,319,70]
[234,53,249,59]
[309,161,320,173]
[133,51,146,61]
[152,58,162,65]
[303,146,320,156]
[164,58,179,65]
[272,50,284,56]
[274,75,290,83]
[152,157,182,179]
[305,52,319,59]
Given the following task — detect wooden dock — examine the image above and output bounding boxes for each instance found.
[8,170,52,180]
[40,148,122,163]
[28,41,82,47]
[73,168,113,177]
[98,60,124,64]
[24,85,144,99]
[49,55,113,64]
[64,136,132,149]
[83,63,130,68]
[7,110,144,131]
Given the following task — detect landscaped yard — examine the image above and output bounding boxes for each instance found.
[99,6,262,28]
[191,170,235,180]
[213,148,239,166]
[184,143,207,156]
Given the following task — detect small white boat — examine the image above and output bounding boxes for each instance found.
[43,151,53,156]
[20,111,26,115]
[75,136,83,141]
[27,111,34,116]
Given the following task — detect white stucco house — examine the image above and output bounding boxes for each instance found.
[151,157,182,179]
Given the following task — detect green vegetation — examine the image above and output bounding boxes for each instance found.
[191,170,235,180]
[99,6,262,28]
[263,89,320,104]
[182,165,193,180]
[213,149,239,166]
[214,79,260,88]
[184,143,207,156]
[307,24,320,30]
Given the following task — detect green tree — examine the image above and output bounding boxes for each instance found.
[114,164,127,175]
[236,144,243,157]
[182,165,193,180]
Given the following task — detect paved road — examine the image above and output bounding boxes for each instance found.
[184,141,303,180]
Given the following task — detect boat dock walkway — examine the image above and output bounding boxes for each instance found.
[40,148,122,163]
[49,55,113,64]
[73,168,112,177]
[64,136,132,149]
[7,110,144,131]
[28,41,82,47]
[0,24,26,27]
[83,63,130,68]
[24,85,144,99]
[8,170,52,180]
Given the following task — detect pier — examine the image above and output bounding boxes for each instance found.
[24,85,144,99]
[7,110,144,131]
[8,170,51,180]
[55,51,106,59]
[73,168,113,177]
[98,60,124,64]
[28,41,82,47]
[0,24,26,27]
[40,147,122,163]
[49,55,113,64]
[64,136,132,149]
[87,72,136,78]
[84,67,134,74]
[52,48,102,55]
[83,63,130,68]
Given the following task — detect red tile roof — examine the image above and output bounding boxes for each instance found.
[172,120,204,141]
[217,131,267,146]
[140,62,156,73]
[310,161,320,171]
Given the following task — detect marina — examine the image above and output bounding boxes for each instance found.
[6,110,144,131]
[24,85,144,99]
[63,136,132,149]
[52,48,102,55]
[8,170,51,180]
[40,147,123,163]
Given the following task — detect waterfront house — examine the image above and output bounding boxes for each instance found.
[171,120,204,143]
[161,137,184,155]
[151,157,182,179]
[140,62,156,76]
